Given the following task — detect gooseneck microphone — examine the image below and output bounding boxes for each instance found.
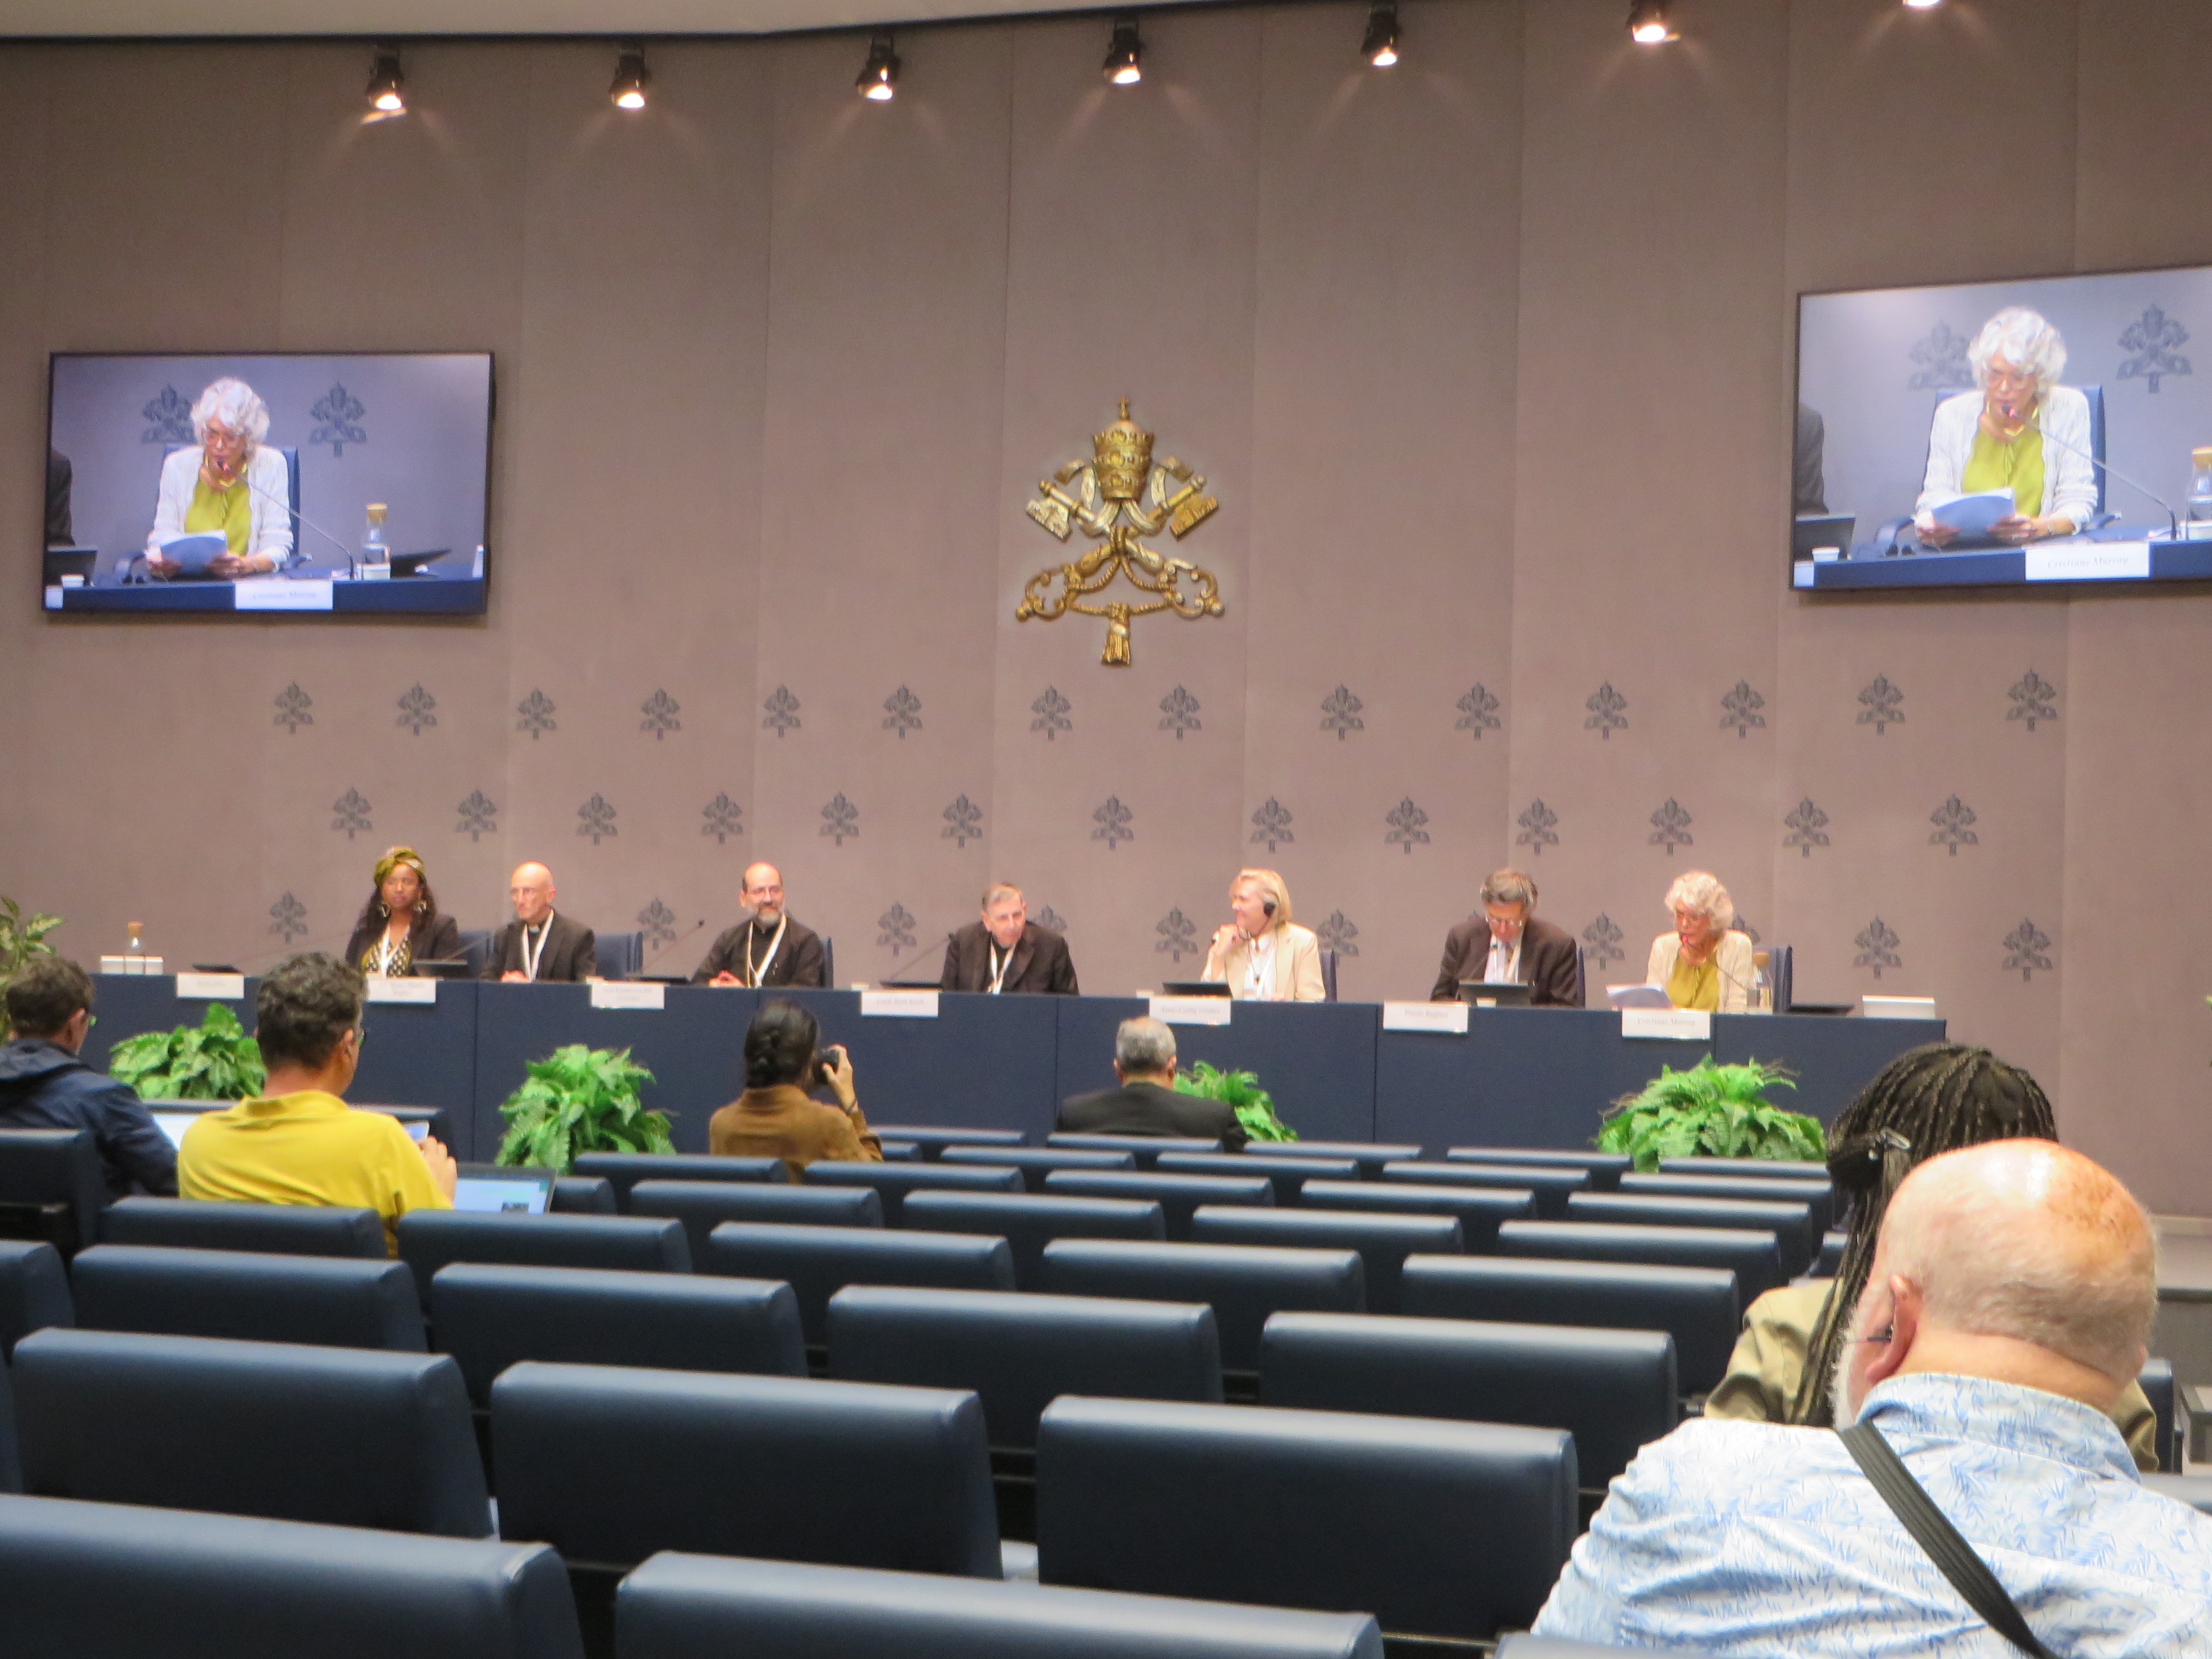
[238,470,360,571]
[2028,418,2181,543]
[639,920,709,973]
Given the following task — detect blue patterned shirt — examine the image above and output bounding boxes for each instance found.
[1534,1373,2212,1656]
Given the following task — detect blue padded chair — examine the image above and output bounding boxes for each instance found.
[1155,1151,1360,1206]
[900,1191,1165,1291]
[594,931,645,982]
[879,1141,925,1162]
[431,1262,804,1405]
[1190,1207,1459,1314]
[939,1146,1136,1190]
[1317,948,1338,1003]
[705,1222,1016,1346]
[1296,1180,1533,1249]
[396,1212,691,1308]
[1762,943,1794,1013]
[1566,1192,1818,1279]
[72,1244,425,1351]
[551,1176,618,1214]
[1620,1171,1834,1233]
[1815,1229,1847,1275]
[1245,1141,1423,1181]
[1260,1312,1676,1488]
[1040,1239,1365,1376]
[572,1152,785,1210]
[802,1161,1024,1226]
[822,937,835,987]
[1384,1160,1588,1220]
[0,1240,72,1360]
[631,1179,884,1258]
[1044,1169,1272,1243]
[2143,1473,2212,1515]
[872,1127,1028,1160]
[0,1360,17,1493]
[1037,1395,1574,1641]
[0,1494,583,1659]
[829,1286,1222,1450]
[457,928,493,978]
[0,1128,107,1255]
[1499,1220,1782,1300]
[1047,1133,1220,1167]
[103,1194,387,1258]
[12,1328,490,1536]
[1657,1156,1828,1181]
[1400,1255,1741,1397]
[2140,1358,2179,1473]
[614,1552,1382,1659]
[492,1363,1000,1577]
[1447,1148,1634,1192]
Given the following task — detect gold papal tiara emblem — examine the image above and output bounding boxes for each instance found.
[1016,399,1223,665]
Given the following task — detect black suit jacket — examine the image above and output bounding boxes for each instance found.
[940,921,1079,995]
[692,916,828,988]
[342,911,463,978]
[1430,914,1580,1006]
[1056,1079,1248,1152]
[482,912,598,982]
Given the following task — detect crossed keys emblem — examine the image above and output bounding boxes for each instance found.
[1016,400,1223,665]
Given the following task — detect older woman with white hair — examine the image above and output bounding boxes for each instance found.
[1914,306,2096,546]
[144,377,295,578]
[1201,867,1325,1002]
[1646,871,1755,1013]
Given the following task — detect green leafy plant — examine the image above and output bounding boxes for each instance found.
[0,896,64,1034]
[1595,1055,1822,1172]
[495,1044,674,1173]
[109,1003,268,1101]
[1174,1060,1298,1144]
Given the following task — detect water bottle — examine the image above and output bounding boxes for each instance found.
[2187,447,2212,541]
[361,503,390,576]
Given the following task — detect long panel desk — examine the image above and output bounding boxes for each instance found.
[81,977,1944,1164]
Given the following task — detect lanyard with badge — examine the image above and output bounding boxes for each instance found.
[987,942,1012,995]
[521,916,551,983]
[746,915,788,987]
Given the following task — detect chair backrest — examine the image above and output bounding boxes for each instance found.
[1244,1142,1423,1180]
[829,1286,1221,1449]
[550,1176,617,1213]
[72,1244,426,1351]
[1656,1156,1829,1181]
[1400,1254,1740,1396]
[1261,1312,1676,1488]
[1317,947,1338,1002]
[1498,1220,1783,1300]
[1155,1151,1360,1206]
[705,1222,1016,1345]
[1565,1192,1817,1278]
[1037,1395,1574,1641]
[1383,1160,1587,1219]
[900,1191,1164,1290]
[821,936,834,987]
[937,1146,1136,1190]
[1043,1170,1272,1242]
[0,1128,107,1254]
[492,1362,1000,1576]
[396,1211,691,1308]
[431,1262,804,1405]
[1040,1238,1365,1375]
[1447,1148,1633,1192]
[457,928,493,977]
[104,1194,388,1258]
[0,1494,583,1659]
[1573,943,1588,1007]
[801,1161,1023,1225]
[12,1327,489,1536]
[1188,1207,1459,1314]
[594,931,645,982]
[1296,1181,1533,1248]
[1815,1228,1846,1276]
[1046,1133,1219,1167]
[0,1360,17,1493]
[1765,942,1794,1012]
[2139,1357,2178,1473]
[632,1179,884,1257]
[571,1152,785,1209]
[0,1239,72,1361]
[869,1127,1027,1160]
[614,1551,1382,1659]
[1620,1171,1834,1230]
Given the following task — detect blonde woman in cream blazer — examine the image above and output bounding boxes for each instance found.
[1201,868,1327,1003]
[1645,870,1755,1013]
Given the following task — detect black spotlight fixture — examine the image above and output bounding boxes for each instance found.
[1627,0,1676,43]
[1104,15,1143,86]
[610,43,650,109]
[1361,1,1400,67]
[365,45,406,116]
[857,33,899,101]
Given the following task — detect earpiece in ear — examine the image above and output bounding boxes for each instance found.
[1263,899,1277,917]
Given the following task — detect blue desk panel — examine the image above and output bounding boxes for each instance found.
[779,989,1064,1139]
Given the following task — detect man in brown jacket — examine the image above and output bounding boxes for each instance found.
[708,1000,881,1180]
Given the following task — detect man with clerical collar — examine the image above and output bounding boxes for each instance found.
[482,862,598,983]
[940,882,1079,996]
[694,862,828,988]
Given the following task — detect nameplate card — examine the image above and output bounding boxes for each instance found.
[234,580,335,611]
[1150,995,1233,1027]
[98,956,165,976]
[366,977,439,1005]
[175,973,246,1001]
[1621,1007,1710,1041]
[1382,1000,1468,1035]
[861,989,939,1018]
[2024,541,2149,582]
[591,980,666,1011]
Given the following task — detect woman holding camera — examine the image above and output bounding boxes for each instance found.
[708,999,881,1177]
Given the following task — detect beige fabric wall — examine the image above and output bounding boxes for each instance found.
[2,0,2209,1209]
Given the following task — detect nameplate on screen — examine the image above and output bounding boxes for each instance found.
[861,989,939,1018]
[1149,995,1233,1026]
[2024,541,2149,582]
[1382,1000,1468,1035]
[366,977,439,1005]
[234,580,335,611]
[174,973,246,1001]
[1621,1007,1710,1041]
[591,981,666,1011]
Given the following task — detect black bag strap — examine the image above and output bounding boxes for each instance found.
[1838,1420,2061,1659]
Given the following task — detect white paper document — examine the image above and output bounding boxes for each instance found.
[153,532,226,575]
[1606,984,1673,1010]
[1923,489,2014,539]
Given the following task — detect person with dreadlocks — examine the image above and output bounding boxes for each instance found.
[1703,1040,2159,1470]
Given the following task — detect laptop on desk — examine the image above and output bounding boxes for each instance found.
[1792,514,1856,560]
[43,547,96,584]
[1160,981,1231,998]
[1457,981,1533,1007]
[452,1164,554,1215]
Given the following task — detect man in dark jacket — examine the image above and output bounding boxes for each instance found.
[694,863,828,989]
[1057,1016,1246,1151]
[941,882,1079,995]
[0,955,177,1198]
[481,861,598,982]
[1429,867,1581,1006]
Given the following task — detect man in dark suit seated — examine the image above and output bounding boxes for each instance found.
[1428,867,1580,1005]
[1056,1016,1246,1151]
[694,862,828,989]
[941,881,1079,995]
[481,862,598,982]
[0,955,176,1198]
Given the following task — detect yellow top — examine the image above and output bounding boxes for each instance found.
[1960,416,2047,520]
[178,1089,450,1255]
[184,473,253,557]
[1667,953,1720,1012]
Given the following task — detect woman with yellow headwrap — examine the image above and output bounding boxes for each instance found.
[342,846,462,978]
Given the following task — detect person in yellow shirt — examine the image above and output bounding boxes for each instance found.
[180,952,455,1254]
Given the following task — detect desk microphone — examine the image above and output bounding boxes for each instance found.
[640,920,708,973]
[2028,420,2181,542]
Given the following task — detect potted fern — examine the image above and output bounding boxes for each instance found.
[0,896,62,1035]
[1596,1056,1822,1172]
[109,1003,267,1100]
[1174,1060,1298,1144]
[495,1044,675,1173]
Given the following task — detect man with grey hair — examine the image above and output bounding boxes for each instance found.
[1536,1139,2212,1655]
[940,882,1078,995]
[1429,868,1580,1004]
[1055,1017,1246,1150]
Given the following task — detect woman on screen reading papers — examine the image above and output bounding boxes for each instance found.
[1914,306,2098,546]
[1644,871,1754,1014]
[1201,868,1325,1003]
[343,847,462,979]
[143,378,296,578]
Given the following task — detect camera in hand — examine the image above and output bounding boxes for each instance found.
[811,1044,847,1089]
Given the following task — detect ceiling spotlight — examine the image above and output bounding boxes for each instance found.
[1361,1,1400,67]
[1104,15,1142,86]
[365,45,406,116]
[610,44,650,109]
[1627,1,1676,43]
[857,33,899,101]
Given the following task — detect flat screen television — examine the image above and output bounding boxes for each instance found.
[42,351,493,616]
[1792,264,2212,593]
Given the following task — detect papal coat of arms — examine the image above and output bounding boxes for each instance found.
[1016,400,1223,665]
